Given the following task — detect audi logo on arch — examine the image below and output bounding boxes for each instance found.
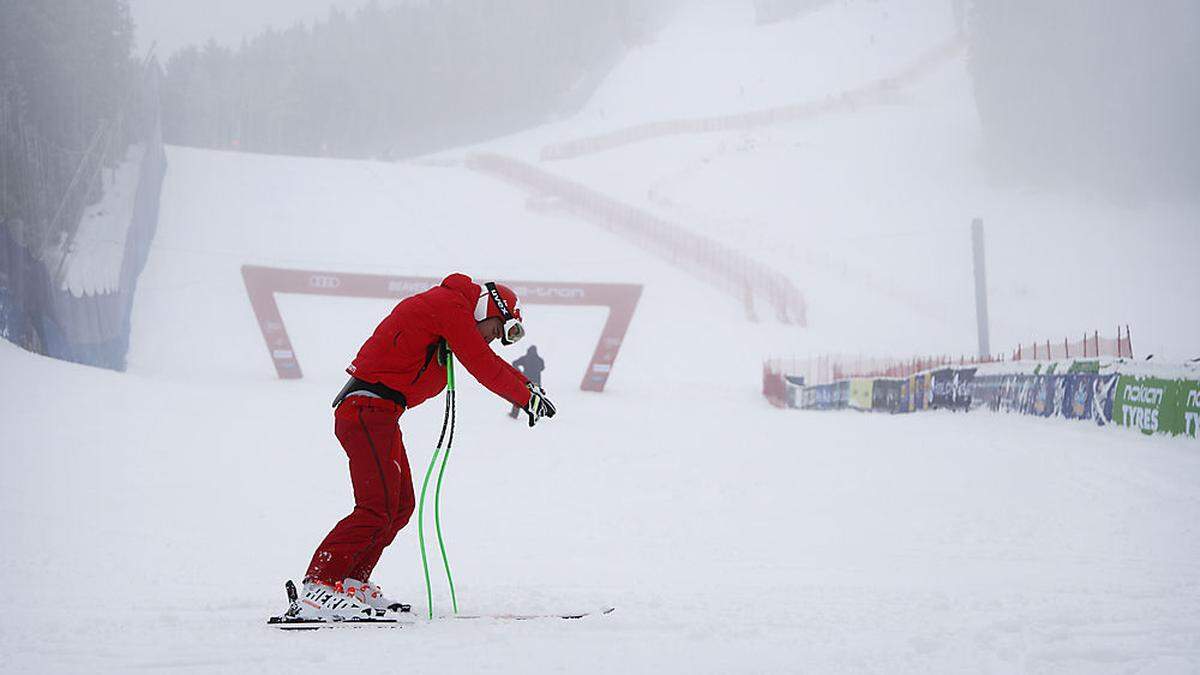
[308,274,341,289]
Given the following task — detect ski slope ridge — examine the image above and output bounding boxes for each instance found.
[477,0,1199,360]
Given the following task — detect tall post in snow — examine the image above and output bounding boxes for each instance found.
[971,218,991,359]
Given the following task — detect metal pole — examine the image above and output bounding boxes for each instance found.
[971,218,991,359]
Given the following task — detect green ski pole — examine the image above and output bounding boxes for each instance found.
[434,355,458,613]
[417,350,458,619]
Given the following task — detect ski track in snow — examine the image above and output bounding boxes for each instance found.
[4,0,1199,672]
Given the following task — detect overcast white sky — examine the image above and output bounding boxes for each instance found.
[129,0,406,58]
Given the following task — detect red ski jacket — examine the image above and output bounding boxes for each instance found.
[347,273,531,409]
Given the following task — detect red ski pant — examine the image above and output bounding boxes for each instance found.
[306,396,415,585]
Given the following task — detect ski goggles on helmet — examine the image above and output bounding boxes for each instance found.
[485,282,524,346]
[503,318,525,346]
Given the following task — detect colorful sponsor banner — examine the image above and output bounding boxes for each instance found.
[911,373,929,411]
[849,378,874,410]
[930,368,959,409]
[1183,381,1200,438]
[955,368,977,410]
[1030,376,1055,417]
[872,379,904,412]
[1112,375,1199,437]
[1091,374,1118,426]
[971,374,1004,411]
[783,364,1193,441]
[994,375,1018,412]
[979,371,1117,424]
[1050,375,1068,418]
[1061,374,1095,420]
[814,383,835,409]
[797,382,840,410]
[834,380,850,408]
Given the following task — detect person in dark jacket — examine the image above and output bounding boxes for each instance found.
[294,273,557,620]
[509,345,545,418]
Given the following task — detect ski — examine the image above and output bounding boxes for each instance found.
[268,615,407,630]
[269,579,612,627]
[451,607,615,621]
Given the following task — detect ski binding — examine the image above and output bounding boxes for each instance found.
[267,580,408,630]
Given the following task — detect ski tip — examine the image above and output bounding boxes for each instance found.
[562,607,616,620]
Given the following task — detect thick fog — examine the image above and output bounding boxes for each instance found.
[3,1,1200,671]
[110,0,1195,362]
[968,0,1200,200]
[128,0,384,56]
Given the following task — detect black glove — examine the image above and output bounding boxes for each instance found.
[524,383,557,427]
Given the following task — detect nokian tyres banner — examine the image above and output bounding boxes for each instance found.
[1112,375,1200,438]
[1182,380,1200,438]
[1113,376,1169,434]
[778,361,1196,440]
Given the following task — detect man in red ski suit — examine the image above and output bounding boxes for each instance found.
[300,273,556,616]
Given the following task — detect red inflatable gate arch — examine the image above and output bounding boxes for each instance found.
[241,265,641,392]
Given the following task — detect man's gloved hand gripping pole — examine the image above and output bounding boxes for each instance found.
[524,383,557,427]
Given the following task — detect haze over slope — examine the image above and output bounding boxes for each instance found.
[3,1,1198,673]
[485,0,1198,360]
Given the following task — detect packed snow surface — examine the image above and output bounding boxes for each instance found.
[4,0,1199,672]
[4,335,1199,672]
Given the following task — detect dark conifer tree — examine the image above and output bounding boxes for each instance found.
[159,0,647,160]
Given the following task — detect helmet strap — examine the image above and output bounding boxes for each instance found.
[484,282,514,321]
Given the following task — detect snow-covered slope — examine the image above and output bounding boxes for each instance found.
[3,0,1199,672]
[4,329,1199,671]
[479,0,1199,361]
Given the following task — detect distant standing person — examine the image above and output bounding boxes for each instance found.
[509,345,545,419]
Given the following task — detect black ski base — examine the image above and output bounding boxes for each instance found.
[267,615,405,630]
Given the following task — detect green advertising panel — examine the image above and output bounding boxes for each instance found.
[1113,375,1174,435]
[1068,360,1100,374]
[1112,375,1199,438]
[1182,380,1200,439]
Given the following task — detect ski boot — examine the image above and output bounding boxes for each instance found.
[267,580,401,628]
[344,578,411,614]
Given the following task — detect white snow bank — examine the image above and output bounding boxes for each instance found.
[51,143,146,297]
